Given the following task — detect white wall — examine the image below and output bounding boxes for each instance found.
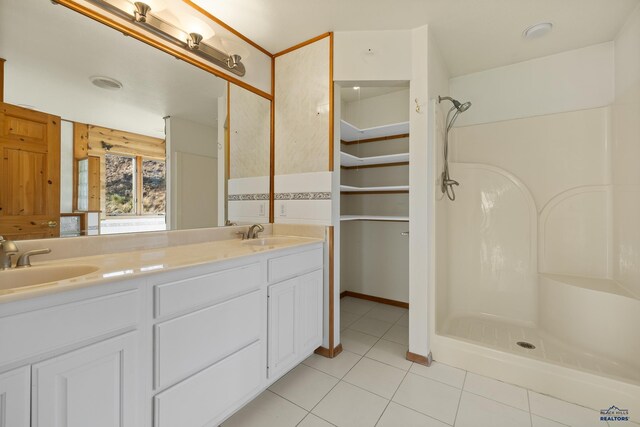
[166,116,218,230]
[450,42,615,127]
[613,4,640,297]
[334,30,411,82]
[408,25,430,358]
[343,88,409,129]
[427,33,451,331]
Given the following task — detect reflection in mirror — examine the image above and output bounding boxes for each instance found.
[0,0,270,240]
[227,84,271,224]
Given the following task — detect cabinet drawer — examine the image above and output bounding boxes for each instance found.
[154,341,262,427]
[0,290,138,366]
[268,247,323,283]
[154,263,261,318]
[155,291,261,389]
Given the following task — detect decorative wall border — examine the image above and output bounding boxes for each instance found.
[274,192,332,200]
[228,193,270,201]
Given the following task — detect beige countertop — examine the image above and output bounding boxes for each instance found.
[0,235,323,304]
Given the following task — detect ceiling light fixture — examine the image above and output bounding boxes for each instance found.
[77,0,245,76]
[90,75,123,90]
[523,22,553,40]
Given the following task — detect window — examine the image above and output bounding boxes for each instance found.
[142,159,166,215]
[105,154,135,216]
[104,154,166,217]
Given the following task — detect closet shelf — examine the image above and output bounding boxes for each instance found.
[340,185,409,194]
[341,215,409,222]
[340,120,410,143]
[340,151,409,168]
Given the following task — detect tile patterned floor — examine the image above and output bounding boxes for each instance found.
[222,297,639,427]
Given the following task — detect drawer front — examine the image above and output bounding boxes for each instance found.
[268,247,323,283]
[155,291,261,389]
[154,341,262,427]
[154,262,261,318]
[0,290,138,366]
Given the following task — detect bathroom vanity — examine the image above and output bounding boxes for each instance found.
[0,234,324,427]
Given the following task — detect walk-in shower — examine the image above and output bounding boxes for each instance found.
[438,96,471,200]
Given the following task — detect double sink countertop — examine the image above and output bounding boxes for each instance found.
[0,235,324,304]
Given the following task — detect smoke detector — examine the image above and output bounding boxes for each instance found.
[523,22,553,40]
[90,76,123,90]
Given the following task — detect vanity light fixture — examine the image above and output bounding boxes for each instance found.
[353,86,360,90]
[133,1,150,22]
[79,0,246,76]
[187,32,203,50]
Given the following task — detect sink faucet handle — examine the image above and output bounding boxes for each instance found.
[16,248,51,268]
[235,231,247,240]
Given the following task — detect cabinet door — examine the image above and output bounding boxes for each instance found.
[297,269,323,355]
[0,366,30,427]
[32,332,138,427]
[267,278,298,378]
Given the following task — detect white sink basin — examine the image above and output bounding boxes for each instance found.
[0,265,99,291]
[241,237,299,247]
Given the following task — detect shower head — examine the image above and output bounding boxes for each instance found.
[458,101,472,112]
[438,96,472,112]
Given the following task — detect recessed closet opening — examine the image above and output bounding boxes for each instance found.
[336,82,411,347]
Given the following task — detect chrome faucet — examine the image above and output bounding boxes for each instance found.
[247,224,264,239]
[0,236,19,270]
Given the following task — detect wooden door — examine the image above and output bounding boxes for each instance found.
[32,332,138,427]
[0,366,30,427]
[0,102,60,239]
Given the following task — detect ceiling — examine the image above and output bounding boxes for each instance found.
[0,0,226,138]
[194,0,640,76]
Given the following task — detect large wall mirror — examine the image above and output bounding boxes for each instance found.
[0,0,271,240]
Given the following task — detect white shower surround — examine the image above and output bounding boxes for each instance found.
[429,104,640,419]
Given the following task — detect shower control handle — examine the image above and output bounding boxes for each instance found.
[401,232,409,236]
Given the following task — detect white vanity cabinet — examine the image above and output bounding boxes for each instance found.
[0,366,30,427]
[32,332,139,427]
[0,240,324,427]
[267,248,324,379]
[0,282,142,427]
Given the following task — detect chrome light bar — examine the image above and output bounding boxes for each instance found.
[80,0,246,76]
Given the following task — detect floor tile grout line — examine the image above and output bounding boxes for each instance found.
[452,370,467,426]
[527,389,534,427]
[390,400,457,426]
[264,389,315,418]
[373,363,412,426]
[461,389,532,415]
[407,364,534,414]
[306,353,366,423]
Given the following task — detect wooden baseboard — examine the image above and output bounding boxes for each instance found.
[315,343,343,359]
[340,291,409,309]
[406,350,432,366]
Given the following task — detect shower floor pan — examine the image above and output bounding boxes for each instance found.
[441,314,640,384]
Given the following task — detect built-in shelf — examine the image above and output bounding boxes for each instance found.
[340,151,409,168]
[340,185,409,194]
[340,120,410,143]
[341,215,409,222]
